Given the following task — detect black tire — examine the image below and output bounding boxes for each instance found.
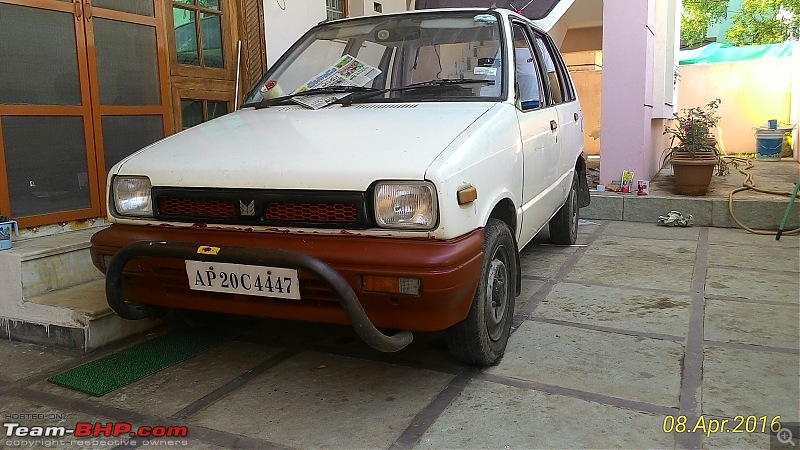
[549,174,579,245]
[445,218,517,366]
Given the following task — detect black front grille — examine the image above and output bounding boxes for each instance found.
[152,187,370,228]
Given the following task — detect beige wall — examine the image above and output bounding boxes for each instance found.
[565,56,798,168]
[571,70,601,155]
[561,26,602,53]
[677,58,798,156]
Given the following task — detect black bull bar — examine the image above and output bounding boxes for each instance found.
[105,241,414,352]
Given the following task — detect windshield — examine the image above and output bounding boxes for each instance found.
[244,11,505,104]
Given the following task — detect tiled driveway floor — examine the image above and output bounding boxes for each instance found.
[1,220,798,449]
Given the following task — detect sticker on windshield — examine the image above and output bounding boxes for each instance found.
[474,67,497,76]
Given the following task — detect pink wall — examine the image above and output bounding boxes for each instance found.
[599,0,660,184]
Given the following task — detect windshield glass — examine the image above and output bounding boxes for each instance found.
[245,11,505,104]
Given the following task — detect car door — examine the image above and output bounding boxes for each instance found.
[532,29,583,199]
[512,22,561,248]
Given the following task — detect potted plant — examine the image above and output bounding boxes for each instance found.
[0,212,18,251]
[664,98,724,195]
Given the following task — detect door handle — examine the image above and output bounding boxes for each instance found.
[574,112,579,122]
[550,120,558,131]
[74,0,83,19]
[84,0,92,20]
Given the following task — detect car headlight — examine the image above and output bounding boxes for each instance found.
[112,176,153,217]
[374,181,438,229]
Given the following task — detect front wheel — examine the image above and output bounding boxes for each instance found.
[445,219,517,366]
[549,174,579,245]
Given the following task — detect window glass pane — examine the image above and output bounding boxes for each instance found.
[513,25,542,110]
[199,0,220,11]
[95,19,161,106]
[173,0,195,5]
[536,35,563,104]
[208,101,228,120]
[93,0,155,16]
[181,100,203,128]
[326,0,345,20]
[101,116,164,172]
[201,13,223,68]
[2,116,91,217]
[174,7,199,66]
[0,4,81,106]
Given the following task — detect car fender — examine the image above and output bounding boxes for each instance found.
[425,103,523,241]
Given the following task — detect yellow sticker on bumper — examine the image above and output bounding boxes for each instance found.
[197,246,220,255]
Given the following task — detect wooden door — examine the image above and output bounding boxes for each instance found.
[0,0,169,227]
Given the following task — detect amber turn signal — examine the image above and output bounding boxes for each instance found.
[457,185,478,205]
[361,275,420,295]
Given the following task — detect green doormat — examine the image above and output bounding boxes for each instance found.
[48,329,231,397]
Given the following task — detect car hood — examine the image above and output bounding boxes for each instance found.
[115,103,495,191]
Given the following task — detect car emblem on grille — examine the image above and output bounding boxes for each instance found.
[239,200,255,216]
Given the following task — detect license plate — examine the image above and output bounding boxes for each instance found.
[185,261,300,300]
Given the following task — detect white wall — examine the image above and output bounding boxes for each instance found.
[263,0,411,67]
[651,0,679,119]
[264,0,327,67]
[350,0,408,16]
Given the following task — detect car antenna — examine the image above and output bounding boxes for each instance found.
[510,0,536,14]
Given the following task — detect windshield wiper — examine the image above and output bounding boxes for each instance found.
[405,79,496,88]
[338,79,495,106]
[244,86,382,109]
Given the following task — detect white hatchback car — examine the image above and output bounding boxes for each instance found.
[91,8,590,366]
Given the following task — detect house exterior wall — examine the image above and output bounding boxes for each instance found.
[264,0,327,67]
[600,0,654,184]
[569,69,601,155]
[677,58,799,157]
[561,26,602,53]
[350,0,408,16]
[263,0,411,67]
[599,0,678,184]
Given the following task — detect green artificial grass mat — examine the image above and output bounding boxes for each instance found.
[48,329,231,397]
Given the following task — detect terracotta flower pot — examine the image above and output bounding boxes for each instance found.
[670,152,717,196]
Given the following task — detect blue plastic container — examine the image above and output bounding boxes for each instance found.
[755,130,784,161]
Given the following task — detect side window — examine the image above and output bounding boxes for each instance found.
[511,24,543,111]
[533,31,575,104]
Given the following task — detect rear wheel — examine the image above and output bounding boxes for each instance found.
[549,174,579,245]
[445,219,517,366]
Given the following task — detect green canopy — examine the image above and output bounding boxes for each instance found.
[679,41,797,65]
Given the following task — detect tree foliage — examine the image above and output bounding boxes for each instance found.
[681,0,730,48]
[725,0,800,45]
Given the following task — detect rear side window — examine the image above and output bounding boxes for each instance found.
[532,31,576,104]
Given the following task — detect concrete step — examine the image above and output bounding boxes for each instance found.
[582,191,800,230]
[7,228,104,298]
[0,227,159,351]
[1,279,159,352]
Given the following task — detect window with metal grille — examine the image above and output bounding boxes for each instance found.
[325,0,346,20]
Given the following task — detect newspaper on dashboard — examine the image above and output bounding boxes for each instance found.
[292,55,381,109]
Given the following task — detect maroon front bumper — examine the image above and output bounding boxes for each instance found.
[90,224,484,346]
